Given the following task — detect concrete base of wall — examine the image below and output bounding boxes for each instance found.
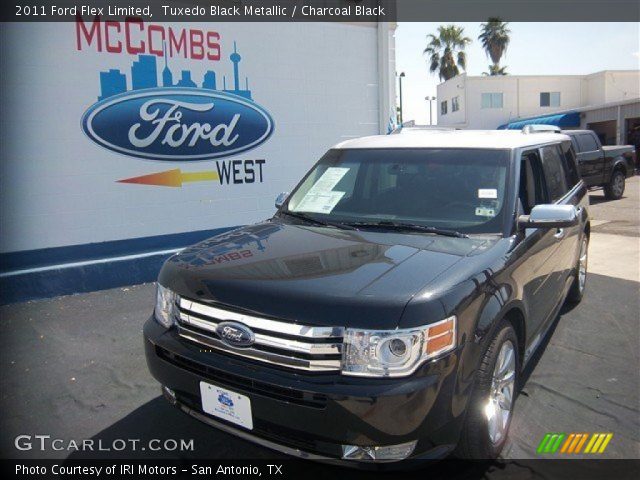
[0,226,237,305]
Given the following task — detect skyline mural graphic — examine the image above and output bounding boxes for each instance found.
[97,41,252,101]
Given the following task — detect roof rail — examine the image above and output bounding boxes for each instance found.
[521,125,562,134]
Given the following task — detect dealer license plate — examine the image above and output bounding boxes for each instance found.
[199,381,253,430]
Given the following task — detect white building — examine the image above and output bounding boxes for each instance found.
[437,70,640,144]
[0,21,396,303]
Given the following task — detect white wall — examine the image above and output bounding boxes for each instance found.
[602,71,640,103]
[437,70,640,129]
[0,22,388,253]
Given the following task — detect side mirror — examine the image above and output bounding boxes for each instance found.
[275,192,289,210]
[518,204,579,230]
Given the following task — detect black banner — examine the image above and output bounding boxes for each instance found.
[2,0,640,22]
[2,459,640,479]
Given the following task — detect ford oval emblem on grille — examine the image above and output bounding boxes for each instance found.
[215,321,255,348]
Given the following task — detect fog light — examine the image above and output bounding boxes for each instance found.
[341,441,417,461]
[162,385,177,405]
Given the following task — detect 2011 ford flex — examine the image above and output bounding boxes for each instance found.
[144,128,589,462]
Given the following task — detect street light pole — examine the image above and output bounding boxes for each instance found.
[398,72,405,126]
[425,96,436,125]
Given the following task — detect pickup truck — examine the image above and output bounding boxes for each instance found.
[144,129,590,462]
[562,129,636,200]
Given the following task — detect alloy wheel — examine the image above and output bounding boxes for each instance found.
[613,173,625,197]
[486,340,516,445]
[579,238,588,293]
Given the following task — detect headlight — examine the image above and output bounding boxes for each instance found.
[154,284,177,329]
[342,316,456,377]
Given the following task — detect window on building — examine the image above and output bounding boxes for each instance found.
[441,100,448,115]
[481,93,503,109]
[540,92,561,107]
[452,96,460,112]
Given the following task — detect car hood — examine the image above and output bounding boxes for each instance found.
[159,219,496,330]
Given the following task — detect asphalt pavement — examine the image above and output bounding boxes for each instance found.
[1,179,639,468]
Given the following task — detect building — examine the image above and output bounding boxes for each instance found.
[98,69,126,100]
[131,55,158,90]
[0,21,397,304]
[437,70,640,144]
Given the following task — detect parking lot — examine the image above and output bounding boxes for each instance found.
[1,178,638,467]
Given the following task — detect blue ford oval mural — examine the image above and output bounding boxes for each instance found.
[82,88,274,161]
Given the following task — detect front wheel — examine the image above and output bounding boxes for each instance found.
[567,236,588,304]
[604,170,625,200]
[455,321,519,459]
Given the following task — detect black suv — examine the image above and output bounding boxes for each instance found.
[144,129,589,462]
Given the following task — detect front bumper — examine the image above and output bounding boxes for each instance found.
[143,317,465,462]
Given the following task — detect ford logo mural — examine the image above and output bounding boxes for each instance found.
[215,321,255,348]
[81,88,274,161]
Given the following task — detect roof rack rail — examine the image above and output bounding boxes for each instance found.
[521,125,562,134]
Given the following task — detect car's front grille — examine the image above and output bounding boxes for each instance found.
[156,345,328,408]
[176,298,344,372]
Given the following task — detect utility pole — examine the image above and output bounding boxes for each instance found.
[425,96,436,125]
[398,72,405,125]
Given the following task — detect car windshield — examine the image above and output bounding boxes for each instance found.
[284,148,510,234]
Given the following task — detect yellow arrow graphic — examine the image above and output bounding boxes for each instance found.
[117,169,219,187]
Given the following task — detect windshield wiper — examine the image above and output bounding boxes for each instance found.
[347,221,468,238]
[280,210,357,230]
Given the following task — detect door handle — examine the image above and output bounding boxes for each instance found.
[554,228,565,239]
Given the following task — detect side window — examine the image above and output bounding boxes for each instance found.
[560,141,581,187]
[519,150,548,214]
[541,145,569,202]
[577,133,598,152]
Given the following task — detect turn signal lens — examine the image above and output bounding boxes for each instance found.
[425,317,456,356]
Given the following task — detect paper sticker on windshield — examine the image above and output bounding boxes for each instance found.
[307,167,350,195]
[475,206,496,217]
[296,191,345,214]
[478,189,498,199]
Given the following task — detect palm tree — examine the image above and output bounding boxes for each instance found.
[483,65,508,76]
[424,25,472,81]
[478,18,511,75]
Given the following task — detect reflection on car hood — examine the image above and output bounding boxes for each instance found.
[159,219,496,329]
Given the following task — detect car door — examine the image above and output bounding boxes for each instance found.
[575,133,604,185]
[540,143,580,292]
[511,148,566,340]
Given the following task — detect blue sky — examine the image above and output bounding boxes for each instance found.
[395,22,640,125]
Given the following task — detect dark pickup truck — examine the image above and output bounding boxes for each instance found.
[144,130,590,462]
[562,129,636,200]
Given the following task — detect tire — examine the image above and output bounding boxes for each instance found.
[567,235,588,304]
[455,321,519,459]
[604,169,625,200]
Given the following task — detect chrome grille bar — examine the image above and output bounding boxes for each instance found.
[179,312,341,355]
[178,325,342,372]
[176,298,344,372]
[179,298,344,339]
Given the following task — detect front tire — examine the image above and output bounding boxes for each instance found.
[567,236,588,304]
[604,170,625,200]
[456,321,519,459]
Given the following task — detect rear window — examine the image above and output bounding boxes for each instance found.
[576,133,599,152]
